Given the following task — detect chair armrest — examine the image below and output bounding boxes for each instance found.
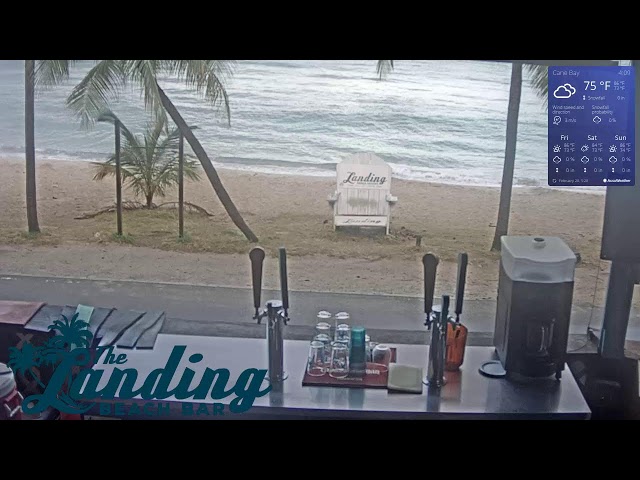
[386,193,398,204]
[328,191,340,205]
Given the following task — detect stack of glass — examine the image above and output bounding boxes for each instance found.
[306,310,392,379]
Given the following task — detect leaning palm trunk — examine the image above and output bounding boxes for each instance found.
[491,62,523,251]
[25,60,40,233]
[156,83,259,242]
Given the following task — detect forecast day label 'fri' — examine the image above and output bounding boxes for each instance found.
[548,66,635,187]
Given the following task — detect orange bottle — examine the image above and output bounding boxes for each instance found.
[445,322,468,371]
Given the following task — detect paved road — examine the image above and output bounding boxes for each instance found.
[1,274,638,339]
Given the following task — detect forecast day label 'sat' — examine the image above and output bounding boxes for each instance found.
[548,66,635,187]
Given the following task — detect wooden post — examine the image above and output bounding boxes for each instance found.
[178,132,184,238]
[115,120,123,236]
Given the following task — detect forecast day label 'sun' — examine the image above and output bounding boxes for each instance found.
[548,66,635,187]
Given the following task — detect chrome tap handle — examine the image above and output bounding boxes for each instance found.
[255,310,267,325]
[266,300,282,320]
[424,311,433,329]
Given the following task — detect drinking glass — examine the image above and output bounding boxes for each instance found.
[372,344,392,373]
[307,341,326,377]
[315,321,331,337]
[329,342,349,379]
[365,336,374,362]
[334,311,350,332]
[317,310,332,328]
[335,323,351,345]
[313,333,332,365]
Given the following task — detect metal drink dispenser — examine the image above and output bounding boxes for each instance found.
[493,236,577,379]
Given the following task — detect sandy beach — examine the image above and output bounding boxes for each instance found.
[0,158,626,308]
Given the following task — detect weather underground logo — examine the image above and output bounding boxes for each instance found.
[7,314,270,417]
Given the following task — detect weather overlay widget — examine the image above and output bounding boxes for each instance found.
[548,66,635,186]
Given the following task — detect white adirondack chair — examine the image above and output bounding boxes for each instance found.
[327,153,398,234]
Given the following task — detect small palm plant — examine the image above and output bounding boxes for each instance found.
[93,111,200,208]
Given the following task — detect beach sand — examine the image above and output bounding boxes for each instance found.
[0,158,626,308]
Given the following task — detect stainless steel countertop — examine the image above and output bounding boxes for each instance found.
[87,334,591,419]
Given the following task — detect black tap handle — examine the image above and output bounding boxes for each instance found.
[279,247,289,315]
[441,295,450,326]
[249,247,265,316]
[422,253,439,315]
[455,253,468,320]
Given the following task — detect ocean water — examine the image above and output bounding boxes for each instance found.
[0,60,588,189]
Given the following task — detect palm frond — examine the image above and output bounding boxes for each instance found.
[122,60,168,129]
[376,60,394,80]
[163,60,235,125]
[34,60,75,90]
[96,110,140,149]
[525,64,548,101]
[96,110,140,152]
[66,60,127,128]
[154,125,182,158]
[146,114,169,156]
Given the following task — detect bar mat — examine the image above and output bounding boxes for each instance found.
[302,348,396,389]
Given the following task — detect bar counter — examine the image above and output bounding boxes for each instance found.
[84,334,591,420]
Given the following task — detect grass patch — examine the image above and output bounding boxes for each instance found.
[0,207,504,266]
[0,228,60,247]
[22,231,41,239]
[177,232,192,243]
[111,233,135,244]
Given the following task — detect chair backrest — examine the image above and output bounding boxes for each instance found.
[335,153,393,216]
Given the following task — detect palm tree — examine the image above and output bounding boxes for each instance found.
[491,62,522,251]
[48,313,92,350]
[377,61,619,251]
[490,61,616,250]
[24,60,75,233]
[93,111,200,208]
[7,343,45,389]
[65,60,258,242]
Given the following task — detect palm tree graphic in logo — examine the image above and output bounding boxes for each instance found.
[7,312,95,413]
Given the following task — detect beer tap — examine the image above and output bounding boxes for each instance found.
[422,253,448,388]
[250,246,291,383]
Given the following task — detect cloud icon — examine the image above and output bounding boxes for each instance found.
[553,83,576,99]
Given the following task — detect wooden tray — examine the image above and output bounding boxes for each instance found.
[302,348,397,389]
